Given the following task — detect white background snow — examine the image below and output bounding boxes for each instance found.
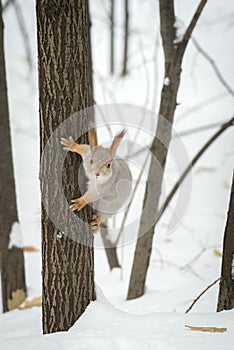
[1,0,234,349]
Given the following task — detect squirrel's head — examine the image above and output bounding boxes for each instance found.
[88,129,126,182]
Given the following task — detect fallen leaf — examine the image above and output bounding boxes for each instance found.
[213,249,222,257]
[23,246,39,252]
[185,325,227,333]
[8,289,26,310]
[19,296,42,309]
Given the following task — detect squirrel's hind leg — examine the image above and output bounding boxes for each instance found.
[91,213,105,233]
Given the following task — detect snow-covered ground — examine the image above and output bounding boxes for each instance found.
[1,285,234,350]
[1,0,234,349]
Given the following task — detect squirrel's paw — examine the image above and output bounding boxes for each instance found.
[69,197,85,211]
[91,214,102,233]
[60,136,76,151]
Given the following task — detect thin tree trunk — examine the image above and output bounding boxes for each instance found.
[217,172,234,312]
[88,9,119,270]
[157,117,234,227]
[37,0,95,333]
[110,0,114,74]
[0,1,26,312]
[127,0,207,300]
[121,0,129,76]
[100,223,120,269]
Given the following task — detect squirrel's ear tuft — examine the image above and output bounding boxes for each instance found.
[88,126,98,149]
[109,129,126,157]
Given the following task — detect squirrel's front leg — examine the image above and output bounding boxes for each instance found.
[70,189,99,211]
[60,136,90,158]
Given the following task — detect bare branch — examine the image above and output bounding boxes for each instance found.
[157,116,234,226]
[2,0,13,12]
[94,70,117,102]
[192,37,234,98]
[185,277,220,313]
[151,32,160,111]
[129,117,232,159]
[3,0,33,72]
[12,0,33,72]
[179,0,208,54]
[114,153,150,246]
[181,244,220,271]
[173,121,227,138]
[176,92,227,123]
[92,97,113,137]
[139,39,150,110]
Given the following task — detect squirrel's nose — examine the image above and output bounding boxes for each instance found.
[95,172,100,177]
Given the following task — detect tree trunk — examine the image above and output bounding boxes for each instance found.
[37,0,95,333]
[127,0,207,300]
[110,0,115,74]
[121,0,129,76]
[0,1,26,312]
[100,223,120,269]
[127,0,179,301]
[217,172,234,312]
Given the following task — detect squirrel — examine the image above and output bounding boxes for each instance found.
[61,128,132,232]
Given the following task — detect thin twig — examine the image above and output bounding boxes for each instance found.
[114,152,150,246]
[114,37,155,244]
[127,39,151,153]
[130,57,155,72]
[94,70,117,102]
[173,122,227,138]
[92,97,113,137]
[181,244,220,271]
[191,37,234,98]
[185,277,220,313]
[151,31,160,112]
[176,92,227,124]
[139,39,150,110]
[11,0,33,73]
[129,116,233,159]
[157,116,234,227]
[2,0,13,12]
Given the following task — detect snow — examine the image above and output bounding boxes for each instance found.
[164,77,170,86]
[174,17,186,44]
[1,0,234,349]
[0,285,234,350]
[8,222,23,249]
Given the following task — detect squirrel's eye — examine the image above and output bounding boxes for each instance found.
[107,163,111,168]
[90,159,93,165]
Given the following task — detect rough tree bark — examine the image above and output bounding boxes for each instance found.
[127,0,208,300]
[37,0,95,333]
[217,172,234,312]
[0,0,26,312]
